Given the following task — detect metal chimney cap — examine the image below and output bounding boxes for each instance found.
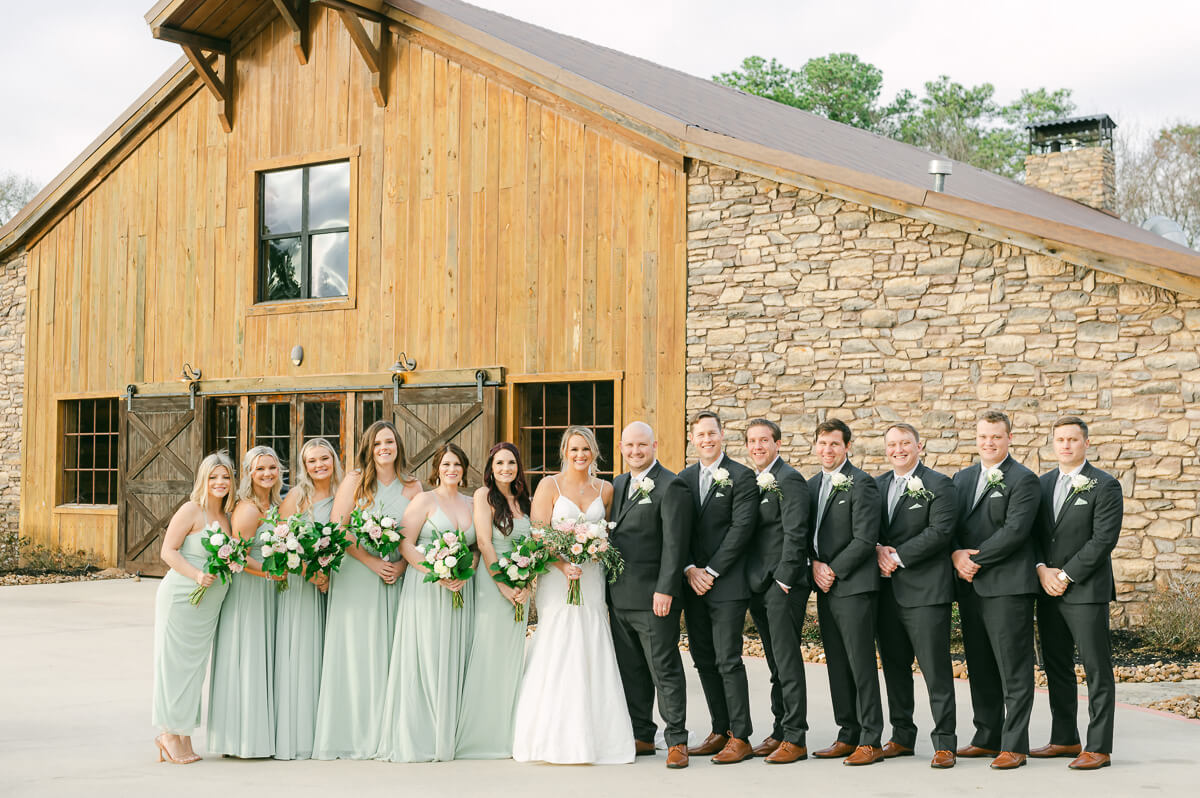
[928,159,954,176]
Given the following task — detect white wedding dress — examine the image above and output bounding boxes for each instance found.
[511,490,636,764]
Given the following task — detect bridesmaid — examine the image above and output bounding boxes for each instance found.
[152,451,238,764]
[377,443,477,762]
[313,420,421,760]
[274,438,342,760]
[208,446,285,758]
[456,443,534,759]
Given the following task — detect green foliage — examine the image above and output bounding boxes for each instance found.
[6,536,98,575]
[714,56,1075,179]
[1140,574,1200,655]
[0,171,40,225]
[1117,122,1200,247]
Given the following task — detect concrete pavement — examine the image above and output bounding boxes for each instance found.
[2,579,1197,797]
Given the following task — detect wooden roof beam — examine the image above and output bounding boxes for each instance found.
[271,0,310,65]
[336,8,389,107]
[180,46,233,133]
[151,24,230,54]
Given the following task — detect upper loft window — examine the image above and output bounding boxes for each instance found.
[258,160,351,302]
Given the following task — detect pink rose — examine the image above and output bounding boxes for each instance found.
[515,555,530,568]
[575,532,588,544]
[587,542,599,555]
[230,563,244,574]
[570,543,584,556]
[317,536,331,550]
[318,554,334,568]
[274,523,289,536]
[217,544,233,560]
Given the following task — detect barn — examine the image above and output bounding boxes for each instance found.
[1,0,1197,621]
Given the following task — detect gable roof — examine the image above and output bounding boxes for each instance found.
[4,0,1199,295]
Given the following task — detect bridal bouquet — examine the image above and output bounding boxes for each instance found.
[258,508,304,593]
[296,516,350,581]
[419,530,476,609]
[539,516,625,606]
[188,521,249,606]
[488,533,554,622]
[347,507,403,560]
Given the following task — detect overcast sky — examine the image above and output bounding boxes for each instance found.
[2,0,1197,186]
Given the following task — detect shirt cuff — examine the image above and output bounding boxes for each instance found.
[1060,570,1073,583]
[1036,562,1046,569]
[892,552,904,568]
[775,579,790,590]
[705,566,720,578]
[684,564,696,573]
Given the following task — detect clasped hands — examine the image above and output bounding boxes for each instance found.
[876,544,900,576]
[1037,564,1069,597]
[951,549,981,582]
[686,566,715,596]
[812,561,836,593]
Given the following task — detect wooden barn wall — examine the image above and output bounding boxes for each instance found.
[21,5,686,563]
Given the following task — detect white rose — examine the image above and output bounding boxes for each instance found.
[209,532,225,547]
[756,472,776,489]
[445,555,458,568]
[830,472,850,487]
[507,565,521,580]
[640,477,655,492]
[286,536,299,551]
[713,468,730,482]
[260,546,272,560]
[386,530,400,542]
[286,553,301,569]
[259,531,272,543]
[381,517,397,529]
[986,466,1004,482]
[1071,474,1091,491]
[906,476,924,493]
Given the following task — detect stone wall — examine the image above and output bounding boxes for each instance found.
[0,252,25,569]
[685,162,1199,625]
[1025,147,1116,213]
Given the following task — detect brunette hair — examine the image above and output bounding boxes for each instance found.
[814,418,852,445]
[428,442,471,488]
[291,438,344,514]
[885,423,921,444]
[353,420,411,508]
[1053,415,1089,438]
[978,409,1012,433]
[236,446,284,507]
[747,418,782,442]
[484,442,532,536]
[190,451,237,515]
[559,426,603,477]
[690,410,723,431]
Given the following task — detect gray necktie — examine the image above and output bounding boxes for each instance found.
[629,476,641,499]
[700,467,712,499]
[889,476,907,521]
[1053,472,1073,518]
[814,473,832,555]
[973,468,990,505]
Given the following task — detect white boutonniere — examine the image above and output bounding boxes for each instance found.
[1068,474,1097,499]
[830,472,852,493]
[984,466,1005,490]
[756,471,782,499]
[633,476,655,502]
[712,467,732,490]
[903,475,934,501]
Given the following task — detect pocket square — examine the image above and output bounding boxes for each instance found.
[907,502,922,510]
[638,497,652,505]
[760,497,769,504]
[838,499,846,504]
[716,492,725,499]
[1074,497,1088,506]
[989,491,1003,498]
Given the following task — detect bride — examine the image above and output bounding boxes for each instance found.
[512,426,636,764]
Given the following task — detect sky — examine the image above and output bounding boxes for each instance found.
[2,0,1198,187]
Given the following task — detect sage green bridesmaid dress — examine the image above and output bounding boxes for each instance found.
[152,519,230,734]
[456,515,532,758]
[207,517,278,757]
[376,504,476,762]
[273,495,333,760]
[312,478,411,760]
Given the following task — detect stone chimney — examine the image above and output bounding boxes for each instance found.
[1024,115,1117,214]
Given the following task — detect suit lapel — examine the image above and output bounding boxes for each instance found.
[611,472,629,524]
[615,463,657,527]
[699,455,726,516]
[960,463,981,517]
[685,463,702,515]
[881,470,895,531]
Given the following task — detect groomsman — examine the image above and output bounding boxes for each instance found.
[680,411,759,764]
[607,421,693,770]
[874,423,958,769]
[1031,416,1123,771]
[807,418,885,766]
[951,410,1040,770]
[744,419,812,764]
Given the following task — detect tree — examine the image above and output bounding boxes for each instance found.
[1117,123,1200,248]
[713,53,912,134]
[0,172,39,226]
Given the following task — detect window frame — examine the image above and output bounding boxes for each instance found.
[57,397,120,508]
[247,148,359,317]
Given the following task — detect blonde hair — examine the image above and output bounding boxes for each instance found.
[190,451,237,515]
[236,445,284,507]
[559,425,603,477]
[292,438,345,514]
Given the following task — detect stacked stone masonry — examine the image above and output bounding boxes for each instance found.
[685,162,1199,626]
[0,252,25,569]
[1025,147,1116,213]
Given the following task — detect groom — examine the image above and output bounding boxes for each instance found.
[608,421,693,769]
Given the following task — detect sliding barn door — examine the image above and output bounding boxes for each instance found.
[384,386,499,487]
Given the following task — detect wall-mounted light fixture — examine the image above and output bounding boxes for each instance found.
[390,352,416,402]
[179,363,202,409]
[291,345,304,366]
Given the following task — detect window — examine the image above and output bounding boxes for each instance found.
[302,400,342,457]
[254,401,293,485]
[359,396,383,437]
[258,160,350,302]
[518,381,615,490]
[212,400,241,464]
[62,399,119,505]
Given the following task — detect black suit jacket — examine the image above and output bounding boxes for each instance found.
[746,457,811,593]
[807,460,881,597]
[952,455,1040,597]
[1034,463,1123,604]
[679,454,758,601]
[607,462,693,610]
[876,463,956,607]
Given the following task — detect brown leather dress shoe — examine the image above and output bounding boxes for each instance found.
[1068,752,1111,770]
[687,732,729,756]
[666,744,689,769]
[635,739,656,756]
[844,745,884,766]
[752,736,781,757]
[764,741,807,764]
[930,750,956,769]
[711,737,753,764]
[1030,742,1082,758]
[882,741,915,758]
[813,741,856,759]
[990,751,1028,770]
[956,744,1000,758]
